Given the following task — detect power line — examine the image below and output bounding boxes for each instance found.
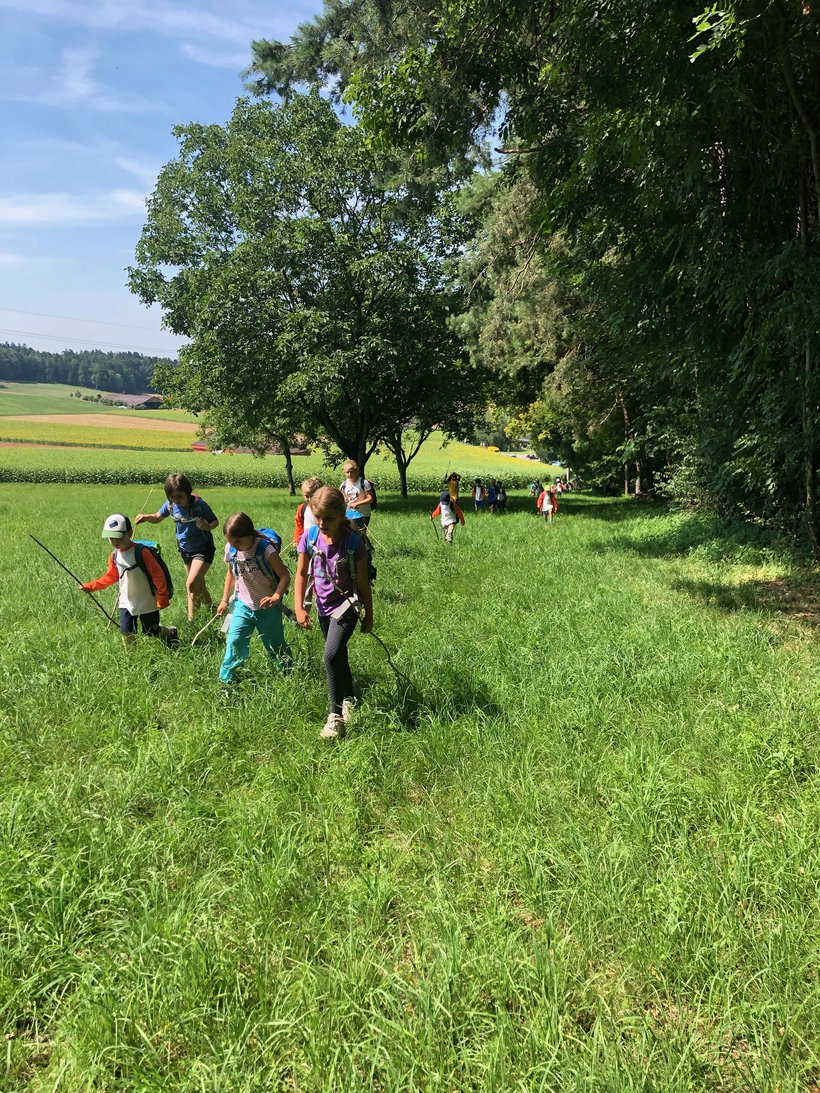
[0,327,179,355]
[0,306,166,332]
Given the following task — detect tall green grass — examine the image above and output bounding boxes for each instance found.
[1,485,818,1088]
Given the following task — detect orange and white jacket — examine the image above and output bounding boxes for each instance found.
[82,548,170,609]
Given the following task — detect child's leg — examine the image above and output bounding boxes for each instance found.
[186,557,213,618]
[139,611,178,647]
[182,556,212,619]
[444,522,455,544]
[255,604,291,669]
[318,610,358,715]
[219,600,256,682]
[120,608,137,649]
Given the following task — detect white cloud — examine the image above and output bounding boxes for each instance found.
[5,46,167,112]
[0,252,28,267]
[0,190,146,225]
[0,0,298,44]
[180,42,249,69]
[116,157,161,187]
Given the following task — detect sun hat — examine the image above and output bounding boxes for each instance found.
[101,513,132,539]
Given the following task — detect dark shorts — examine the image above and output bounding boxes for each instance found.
[474,500,485,510]
[120,609,160,635]
[180,542,216,566]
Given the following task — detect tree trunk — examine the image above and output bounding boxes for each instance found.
[635,458,642,497]
[280,437,296,496]
[396,456,408,498]
[624,462,630,496]
[797,166,820,556]
[802,345,820,557]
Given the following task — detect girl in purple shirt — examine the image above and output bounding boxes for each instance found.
[294,486,373,740]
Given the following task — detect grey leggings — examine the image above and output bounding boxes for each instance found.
[318,608,359,715]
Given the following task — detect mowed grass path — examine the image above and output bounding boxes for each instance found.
[1,485,818,1089]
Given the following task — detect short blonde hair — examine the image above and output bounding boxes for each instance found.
[301,477,323,498]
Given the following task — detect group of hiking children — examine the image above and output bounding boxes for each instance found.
[80,463,563,740]
[81,462,376,740]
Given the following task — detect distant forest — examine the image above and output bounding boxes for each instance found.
[0,343,176,394]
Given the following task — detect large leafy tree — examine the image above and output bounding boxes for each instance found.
[250,1,820,550]
[128,93,473,483]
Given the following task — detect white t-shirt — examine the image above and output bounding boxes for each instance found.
[440,498,458,527]
[304,505,318,532]
[541,493,554,513]
[340,477,373,518]
[473,486,484,502]
[115,547,157,615]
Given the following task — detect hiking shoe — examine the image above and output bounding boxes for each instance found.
[319,714,344,740]
[165,626,180,649]
[341,698,357,723]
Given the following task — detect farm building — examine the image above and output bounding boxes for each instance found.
[112,393,163,410]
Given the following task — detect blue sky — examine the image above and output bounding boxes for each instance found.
[0,0,320,359]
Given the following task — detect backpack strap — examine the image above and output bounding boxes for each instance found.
[254,537,274,580]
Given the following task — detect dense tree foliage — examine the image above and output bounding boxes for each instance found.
[0,343,168,393]
[251,1,820,551]
[130,94,485,494]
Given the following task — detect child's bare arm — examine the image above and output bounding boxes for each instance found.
[217,570,235,614]
[294,552,311,628]
[356,557,373,633]
[259,550,290,608]
[135,511,166,525]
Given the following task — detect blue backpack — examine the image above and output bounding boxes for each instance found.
[115,540,175,600]
[227,528,283,580]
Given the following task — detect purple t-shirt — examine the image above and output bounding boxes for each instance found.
[298,528,366,617]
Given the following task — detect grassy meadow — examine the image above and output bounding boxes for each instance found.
[0,383,196,422]
[1,483,819,1089]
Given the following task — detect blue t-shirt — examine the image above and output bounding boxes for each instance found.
[158,494,217,553]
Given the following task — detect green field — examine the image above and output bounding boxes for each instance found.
[0,431,555,490]
[0,382,197,422]
[1,483,818,1088]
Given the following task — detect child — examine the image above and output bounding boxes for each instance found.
[292,477,323,545]
[496,481,507,513]
[216,513,291,684]
[339,461,375,528]
[487,479,497,514]
[294,487,373,740]
[446,472,461,502]
[81,514,178,648]
[472,478,485,512]
[537,483,557,525]
[136,473,219,621]
[431,489,465,545]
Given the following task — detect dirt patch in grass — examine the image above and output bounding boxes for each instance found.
[6,413,198,433]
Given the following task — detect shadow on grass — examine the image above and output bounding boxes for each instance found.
[358,656,504,733]
[672,573,820,628]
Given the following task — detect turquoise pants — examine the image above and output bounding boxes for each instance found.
[219,599,291,683]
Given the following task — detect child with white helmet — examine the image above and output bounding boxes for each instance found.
[81,514,178,648]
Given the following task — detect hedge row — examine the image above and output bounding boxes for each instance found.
[0,447,540,491]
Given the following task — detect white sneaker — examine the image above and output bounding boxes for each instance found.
[319,714,344,740]
[341,698,357,723]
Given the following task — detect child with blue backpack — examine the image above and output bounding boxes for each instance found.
[136,473,218,621]
[216,512,291,684]
[294,487,373,740]
[81,513,178,648]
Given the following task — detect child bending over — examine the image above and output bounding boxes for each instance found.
[217,512,291,684]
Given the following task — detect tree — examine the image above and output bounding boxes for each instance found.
[128,93,470,482]
[249,1,820,547]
